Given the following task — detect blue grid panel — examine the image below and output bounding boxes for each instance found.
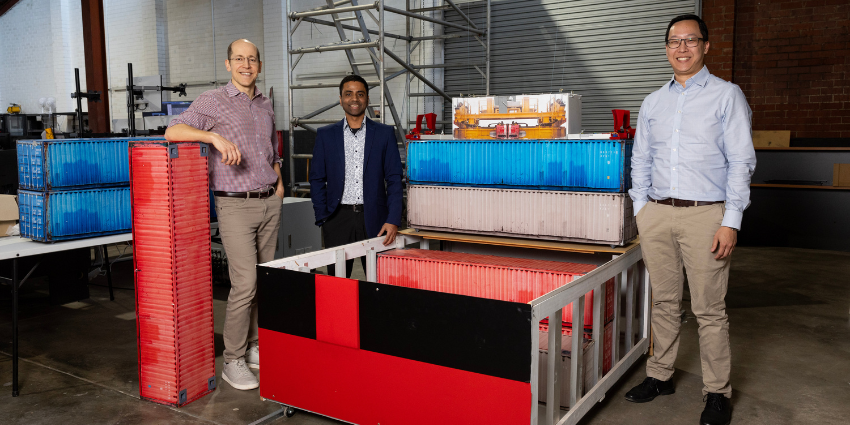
[17,137,164,190]
[18,187,132,242]
[407,139,634,192]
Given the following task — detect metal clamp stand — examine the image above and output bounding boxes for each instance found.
[125,63,188,137]
[70,68,101,136]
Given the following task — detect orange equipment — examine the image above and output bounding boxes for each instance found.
[453,96,566,139]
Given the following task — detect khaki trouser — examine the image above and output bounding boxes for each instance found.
[215,195,282,362]
[636,201,732,397]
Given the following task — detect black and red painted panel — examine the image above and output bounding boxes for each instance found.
[257,266,533,424]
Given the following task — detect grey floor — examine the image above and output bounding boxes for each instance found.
[1,246,849,424]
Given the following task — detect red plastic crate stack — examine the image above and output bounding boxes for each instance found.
[130,142,216,407]
[376,249,615,333]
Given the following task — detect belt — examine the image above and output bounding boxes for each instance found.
[214,187,275,199]
[652,198,724,207]
[340,204,364,213]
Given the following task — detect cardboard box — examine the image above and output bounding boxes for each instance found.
[0,194,19,237]
[752,131,791,147]
[537,329,595,409]
[834,164,850,187]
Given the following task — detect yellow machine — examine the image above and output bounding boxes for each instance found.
[453,95,567,139]
[7,103,21,114]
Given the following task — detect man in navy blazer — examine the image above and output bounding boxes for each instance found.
[309,75,404,277]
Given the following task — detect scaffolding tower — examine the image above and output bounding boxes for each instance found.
[286,0,491,195]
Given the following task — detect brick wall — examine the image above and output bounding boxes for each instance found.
[705,0,850,139]
[702,0,736,82]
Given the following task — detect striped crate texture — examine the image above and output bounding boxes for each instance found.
[17,137,163,190]
[130,141,215,407]
[18,187,131,242]
[377,248,614,329]
[407,185,637,246]
[407,139,633,192]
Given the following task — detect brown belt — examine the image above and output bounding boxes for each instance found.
[213,187,275,199]
[651,198,724,207]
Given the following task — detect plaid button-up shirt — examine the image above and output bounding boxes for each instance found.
[168,81,279,192]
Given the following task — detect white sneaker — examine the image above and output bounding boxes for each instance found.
[246,345,259,370]
[222,358,259,390]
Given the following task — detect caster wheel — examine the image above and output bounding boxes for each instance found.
[285,407,296,417]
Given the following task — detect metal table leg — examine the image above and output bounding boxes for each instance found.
[12,257,18,397]
[102,245,114,301]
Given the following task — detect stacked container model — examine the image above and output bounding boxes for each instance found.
[255,248,618,423]
[377,248,615,332]
[406,139,637,246]
[130,141,216,407]
[16,137,163,242]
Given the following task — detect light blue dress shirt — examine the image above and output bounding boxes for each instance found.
[629,66,757,230]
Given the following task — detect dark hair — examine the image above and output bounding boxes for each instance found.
[339,75,369,96]
[227,39,261,62]
[666,14,709,43]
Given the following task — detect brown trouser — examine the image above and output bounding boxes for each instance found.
[636,201,732,397]
[215,195,282,362]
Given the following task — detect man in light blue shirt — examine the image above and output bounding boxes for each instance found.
[624,14,756,425]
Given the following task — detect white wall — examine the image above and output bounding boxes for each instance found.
[0,0,445,131]
[0,0,86,115]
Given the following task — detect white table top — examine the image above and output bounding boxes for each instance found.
[0,233,132,261]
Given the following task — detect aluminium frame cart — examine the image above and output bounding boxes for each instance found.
[286,0,491,195]
[256,234,651,424]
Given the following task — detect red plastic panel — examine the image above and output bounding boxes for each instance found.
[378,249,615,328]
[130,142,215,407]
[315,274,360,348]
[259,328,531,425]
[603,321,614,375]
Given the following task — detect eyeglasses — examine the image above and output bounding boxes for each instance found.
[229,56,258,65]
[666,37,704,48]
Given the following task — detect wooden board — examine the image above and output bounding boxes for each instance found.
[752,130,791,147]
[399,228,639,254]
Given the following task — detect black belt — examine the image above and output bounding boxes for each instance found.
[340,204,364,212]
[214,187,275,199]
[652,198,724,207]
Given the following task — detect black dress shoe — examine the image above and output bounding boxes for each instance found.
[624,377,675,403]
[700,393,732,425]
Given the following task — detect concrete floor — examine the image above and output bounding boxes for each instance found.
[1,246,849,424]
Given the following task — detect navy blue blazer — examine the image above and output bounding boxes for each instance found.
[309,118,404,237]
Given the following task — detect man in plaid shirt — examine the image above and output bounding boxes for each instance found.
[165,39,282,391]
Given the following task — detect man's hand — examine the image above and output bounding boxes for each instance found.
[207,132,242,165]
[275,184,285,199]
[378,223,398,246]
[711,226,737,260]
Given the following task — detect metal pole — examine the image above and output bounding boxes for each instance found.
[405,0,410,133]
[383,5,485,35]
[211,0,217,87]
[287,0,297,196]
[74,68,85,135]
[127,63,135,137]
[383,47,451,101]
[12,258,18,397]
[103,245,114,301]
[289,2,377,19]
[379,0,385,124]
[486,0,491,95]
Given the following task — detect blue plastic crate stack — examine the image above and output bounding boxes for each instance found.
[16,137,164,242]
[405,138,638,246]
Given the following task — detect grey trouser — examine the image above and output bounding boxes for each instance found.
[215,195,281,362]
[636,201,732,397]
